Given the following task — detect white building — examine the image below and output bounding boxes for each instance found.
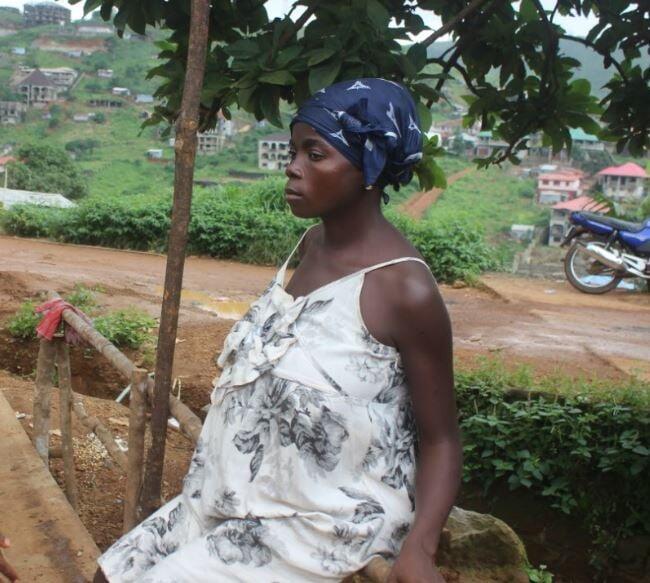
[0,101,26,124]
[13,69,60,106]
[20,67,77,87]
[147,149,163,159]
[548,196,608,246]
[597,162,647,202]
[11,47,26,56]
[135,94,154,104]
[112,87,131,96]
[97,69,114,79]
[197,129,225,155]
[510,224,535,242]
[536,168,584,205]
[23,1,71,26]
[0,187,75,209]
[258,133,290,170]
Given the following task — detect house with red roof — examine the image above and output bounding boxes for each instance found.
[536,168,585,205]
[597,162,647,202]
[548,195,608,246]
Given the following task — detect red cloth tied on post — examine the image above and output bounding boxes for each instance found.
[35,298,92,345]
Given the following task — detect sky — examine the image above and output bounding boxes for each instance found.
[1,0,599,38]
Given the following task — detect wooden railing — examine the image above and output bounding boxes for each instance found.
[33,292,202,530]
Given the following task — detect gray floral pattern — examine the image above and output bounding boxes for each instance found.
[98,230,424,582]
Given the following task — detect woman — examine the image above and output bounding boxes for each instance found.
[95,78,461,583]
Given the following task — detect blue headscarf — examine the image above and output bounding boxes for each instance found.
[290,78,423,198]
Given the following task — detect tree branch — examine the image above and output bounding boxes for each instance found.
[278,0,323,47]
[421,0,492,48]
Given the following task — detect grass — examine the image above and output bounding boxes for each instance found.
[457,353,650,409]
[425,167,546,235]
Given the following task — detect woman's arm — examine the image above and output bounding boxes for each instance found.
[384,267,462,581]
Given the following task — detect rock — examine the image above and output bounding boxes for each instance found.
[346,507,528,583]
[452,281,468,289]
[436,507,529,582]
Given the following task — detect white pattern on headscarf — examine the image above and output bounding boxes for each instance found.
[386,102,401,137]
[408,114,421,134]
[347,80,371,91]
[329,130,350,146]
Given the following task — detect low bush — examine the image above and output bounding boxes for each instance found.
[1,177,498,282]
[64,283,99,314]
[456,370,650,572]
[6,301,41,340]
[94,308,156,349]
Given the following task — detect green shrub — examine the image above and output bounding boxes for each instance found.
[456,370,650,571]
[64,283,98,313]
[1,177,498,282]
[0,204,66,238]
[6,301,42,340]
[94,308,156,349]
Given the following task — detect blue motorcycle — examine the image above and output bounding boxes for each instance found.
[562,211,650,294]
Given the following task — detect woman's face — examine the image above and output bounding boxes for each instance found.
[284,122,365,218]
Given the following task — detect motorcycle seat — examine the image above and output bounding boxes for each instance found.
[580,211,646,233]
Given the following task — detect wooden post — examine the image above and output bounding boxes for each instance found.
[123,369,149,533]
[55,338,79,510]
[141,0,210,518]
[33,338,56,465]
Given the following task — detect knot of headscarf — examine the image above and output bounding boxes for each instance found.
[290,78,423,196]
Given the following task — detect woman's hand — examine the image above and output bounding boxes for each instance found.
[0,535,19,583]
[386,536,445,583]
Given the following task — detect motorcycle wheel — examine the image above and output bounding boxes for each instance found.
[564,237,623,294]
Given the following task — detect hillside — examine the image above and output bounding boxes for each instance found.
[428,39,650,97]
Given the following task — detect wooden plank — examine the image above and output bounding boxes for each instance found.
[33,338,56,465]
[0,391,99,582]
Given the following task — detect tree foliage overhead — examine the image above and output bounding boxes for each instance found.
[76,0,648,181]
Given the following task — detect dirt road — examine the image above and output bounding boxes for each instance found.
[400,168,474,219]
[2,234,649,386]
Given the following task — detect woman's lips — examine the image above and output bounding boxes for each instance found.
[285,187,302,201]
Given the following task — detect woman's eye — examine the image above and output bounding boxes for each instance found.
[288,150,296,160]
[308,152,323,161]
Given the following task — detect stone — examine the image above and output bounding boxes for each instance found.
[345,506,529,583]
[436,507,529,582]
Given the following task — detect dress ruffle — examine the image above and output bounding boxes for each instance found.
[212,281,306,396]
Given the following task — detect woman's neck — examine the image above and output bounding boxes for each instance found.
[319,190,387,251]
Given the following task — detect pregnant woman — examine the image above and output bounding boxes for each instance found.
[95,78,462,583]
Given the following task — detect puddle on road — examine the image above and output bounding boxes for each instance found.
[154,287,249,320]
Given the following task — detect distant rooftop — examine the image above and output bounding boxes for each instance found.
[552,195,608,212]
[569,128,599,142]
[597,162,647,178]
[0,187,75,209]
[16,69,56,87]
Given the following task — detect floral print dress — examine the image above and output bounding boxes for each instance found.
[98,227,433,582]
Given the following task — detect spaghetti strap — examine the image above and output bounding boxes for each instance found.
[360,256,432,275]
[277,224,318,282]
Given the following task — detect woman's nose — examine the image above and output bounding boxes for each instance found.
[285,159,301,179]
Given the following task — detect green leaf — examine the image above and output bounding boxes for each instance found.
[416,101,432,133]
[366,0,390,29]
[260,91,283,128]
[307,47,338,67]
[406,43,427,72]
[224,39,260,59]
[309,60,342,94]
[519,0,538,23]
[259,70,296,86]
